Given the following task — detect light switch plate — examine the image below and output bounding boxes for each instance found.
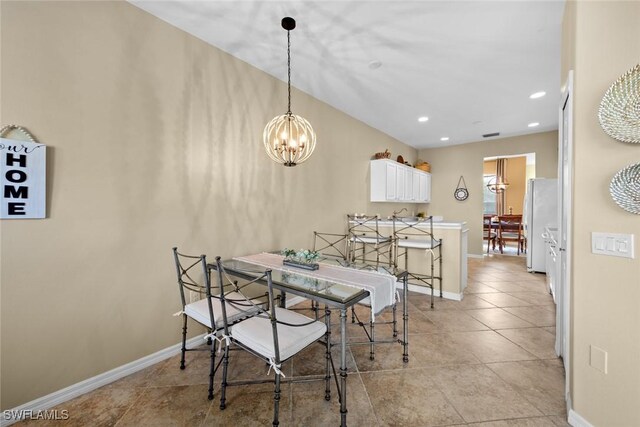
[591,232,634,259]
[590,345,608,374]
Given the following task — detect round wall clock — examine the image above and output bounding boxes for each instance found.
[454,176,469,201]
[454,188,468,201]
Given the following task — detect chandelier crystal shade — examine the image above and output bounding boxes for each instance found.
[263,17,316,167]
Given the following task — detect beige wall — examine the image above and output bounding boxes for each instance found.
[419,131,558,255]
[565,1,640,425]
[0,2,420,409]
[483,159,496,175]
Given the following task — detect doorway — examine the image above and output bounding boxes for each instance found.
[482,154,535,256]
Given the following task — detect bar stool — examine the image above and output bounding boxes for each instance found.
[393,215,442,308]
[346,214,394,267]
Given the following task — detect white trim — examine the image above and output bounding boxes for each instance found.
[568,409,594,427]
[395,281,462,301]
[558,70,574,402]
[0,334,206,427]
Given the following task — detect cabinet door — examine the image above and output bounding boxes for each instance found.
[412,171,420,201]
[419,173,431,203]
[404,168,414,201]
[424,173,431,202]
[385,162,397,200]
[396,167,405,201]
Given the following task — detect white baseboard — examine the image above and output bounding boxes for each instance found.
[0,333,206,427]
[395,281,462,301]
[568,409,594,427]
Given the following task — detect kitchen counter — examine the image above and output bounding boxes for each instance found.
[373,220,469,300]
[376,219,467,230]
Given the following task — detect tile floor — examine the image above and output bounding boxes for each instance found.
[18,255,568,426]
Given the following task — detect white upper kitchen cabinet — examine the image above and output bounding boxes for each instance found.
[418,171,431,203]
[370,159,431,203]
[384,161,397,200]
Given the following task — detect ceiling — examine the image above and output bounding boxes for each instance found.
[129,0,565,149]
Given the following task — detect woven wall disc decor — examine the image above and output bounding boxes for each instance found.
[610,162,640,214]
[598,64,640,144]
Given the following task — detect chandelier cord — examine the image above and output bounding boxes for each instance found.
[287,29,292,115]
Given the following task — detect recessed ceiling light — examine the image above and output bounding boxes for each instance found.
[368,60,382,70]
[528,122,540,128]
[529,91,546,99]
[418,116,429,122]
[440,137,449,141]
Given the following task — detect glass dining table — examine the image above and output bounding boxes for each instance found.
[209,254,409,427]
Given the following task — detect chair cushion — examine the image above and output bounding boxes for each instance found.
[184,292,259,329]
[351,235,391,244]
[397,239,436,249]
[231,307,327,361]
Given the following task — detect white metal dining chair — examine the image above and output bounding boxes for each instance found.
[312,231,398,360]
[213,257,328,427]
[312,231,349,260]
[307,231,352,318]
[172,247,265,400]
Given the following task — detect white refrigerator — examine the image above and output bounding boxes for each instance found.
[524,178,558,273]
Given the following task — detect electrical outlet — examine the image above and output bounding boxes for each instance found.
[591,232,634,258]
[590,345,608,374]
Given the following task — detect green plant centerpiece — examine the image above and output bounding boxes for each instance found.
[281,248,320,270]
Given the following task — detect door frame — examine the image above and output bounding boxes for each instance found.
[558,70,573,406]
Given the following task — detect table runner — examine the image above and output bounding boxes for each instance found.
[233,253,396,322]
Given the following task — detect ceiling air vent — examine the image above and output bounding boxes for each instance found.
[483,132,500,138]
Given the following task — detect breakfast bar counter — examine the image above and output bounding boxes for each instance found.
[376,220,468,300]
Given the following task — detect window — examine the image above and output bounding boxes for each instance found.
[483,174,497,215]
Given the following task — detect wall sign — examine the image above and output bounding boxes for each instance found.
[0,127,46,219]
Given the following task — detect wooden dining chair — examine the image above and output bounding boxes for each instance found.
[497,215,525,255]
[483,214,497,253]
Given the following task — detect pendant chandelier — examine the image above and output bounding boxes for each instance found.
[263,17,316,167]
[486,176,509,193]
[487,158,509,193]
